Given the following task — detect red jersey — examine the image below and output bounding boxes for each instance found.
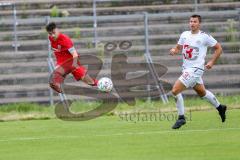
[49,33,74,65]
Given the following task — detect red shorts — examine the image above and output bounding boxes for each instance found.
[56,59,87,81]
[71,66,87,81]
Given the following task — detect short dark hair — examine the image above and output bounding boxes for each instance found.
[190,14,201,23]
[46,22,57,32]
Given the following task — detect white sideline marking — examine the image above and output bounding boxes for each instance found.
[98,127,240,137]
[0,127,239,142]
[0,136,79,142]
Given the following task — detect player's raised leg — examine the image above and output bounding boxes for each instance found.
[71,66,98,87]
[82,74,98,86]
[171,79,187,129]
[193,84,227,122]
[49,65,69,93]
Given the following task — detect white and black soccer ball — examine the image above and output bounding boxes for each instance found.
[97,77,113,92]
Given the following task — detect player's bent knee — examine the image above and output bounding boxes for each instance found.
[195,89,206,98]
[171,88,179,96]
[49,82,62,93]
[199,93,206,98]
[199,91,206,98]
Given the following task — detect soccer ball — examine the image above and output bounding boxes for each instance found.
[97,77,113,92]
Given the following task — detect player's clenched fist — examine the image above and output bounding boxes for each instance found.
[169,48,177,56]
[205,61,214,69]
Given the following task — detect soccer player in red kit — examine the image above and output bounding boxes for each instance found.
[46,22,98,93]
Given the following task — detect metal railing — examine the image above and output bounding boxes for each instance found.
[0,2,20,53]
[143,12,169,103]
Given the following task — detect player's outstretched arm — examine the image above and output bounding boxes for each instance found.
[205,43,222,69]
[169,44,182,56]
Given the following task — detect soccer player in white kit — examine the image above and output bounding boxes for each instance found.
[169,15,227,129]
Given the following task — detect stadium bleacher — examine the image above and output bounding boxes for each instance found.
[0,0,239,104]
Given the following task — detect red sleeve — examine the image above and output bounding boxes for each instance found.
[59,34,74,52]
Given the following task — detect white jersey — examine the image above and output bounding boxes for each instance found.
[178,30,217,70]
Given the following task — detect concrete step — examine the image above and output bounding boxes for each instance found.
[1,30,239,47]
[0,72,238,91]
[0,53,239,75]
[9,0,230,11]
[0,50,100,63]
[0,87,239,105]
[0,51,48,63]
[0,36,239,55]
[0,10,238,34]
[0,61,48,74]
[1,49,240,62]
[0,84,50,99]
[0,72,49,85]
[1,2,239,18]
[0,51,239,72]
[0,61,239,104]
[12,1,240,9]
[1,17,238,35]
[0,59,239,85]
[0,96,60,105]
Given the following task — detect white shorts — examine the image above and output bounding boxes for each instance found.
[178,67,204,88]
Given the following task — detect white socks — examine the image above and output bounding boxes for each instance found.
[173,90,220,116]
[174,93,185,116]
[173,90,220,115]
[202,90,220,108]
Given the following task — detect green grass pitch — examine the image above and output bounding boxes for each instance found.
[0,108,239,160]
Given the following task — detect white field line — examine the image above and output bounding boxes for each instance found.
[96,127,240,137]
[0,127,240,142]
